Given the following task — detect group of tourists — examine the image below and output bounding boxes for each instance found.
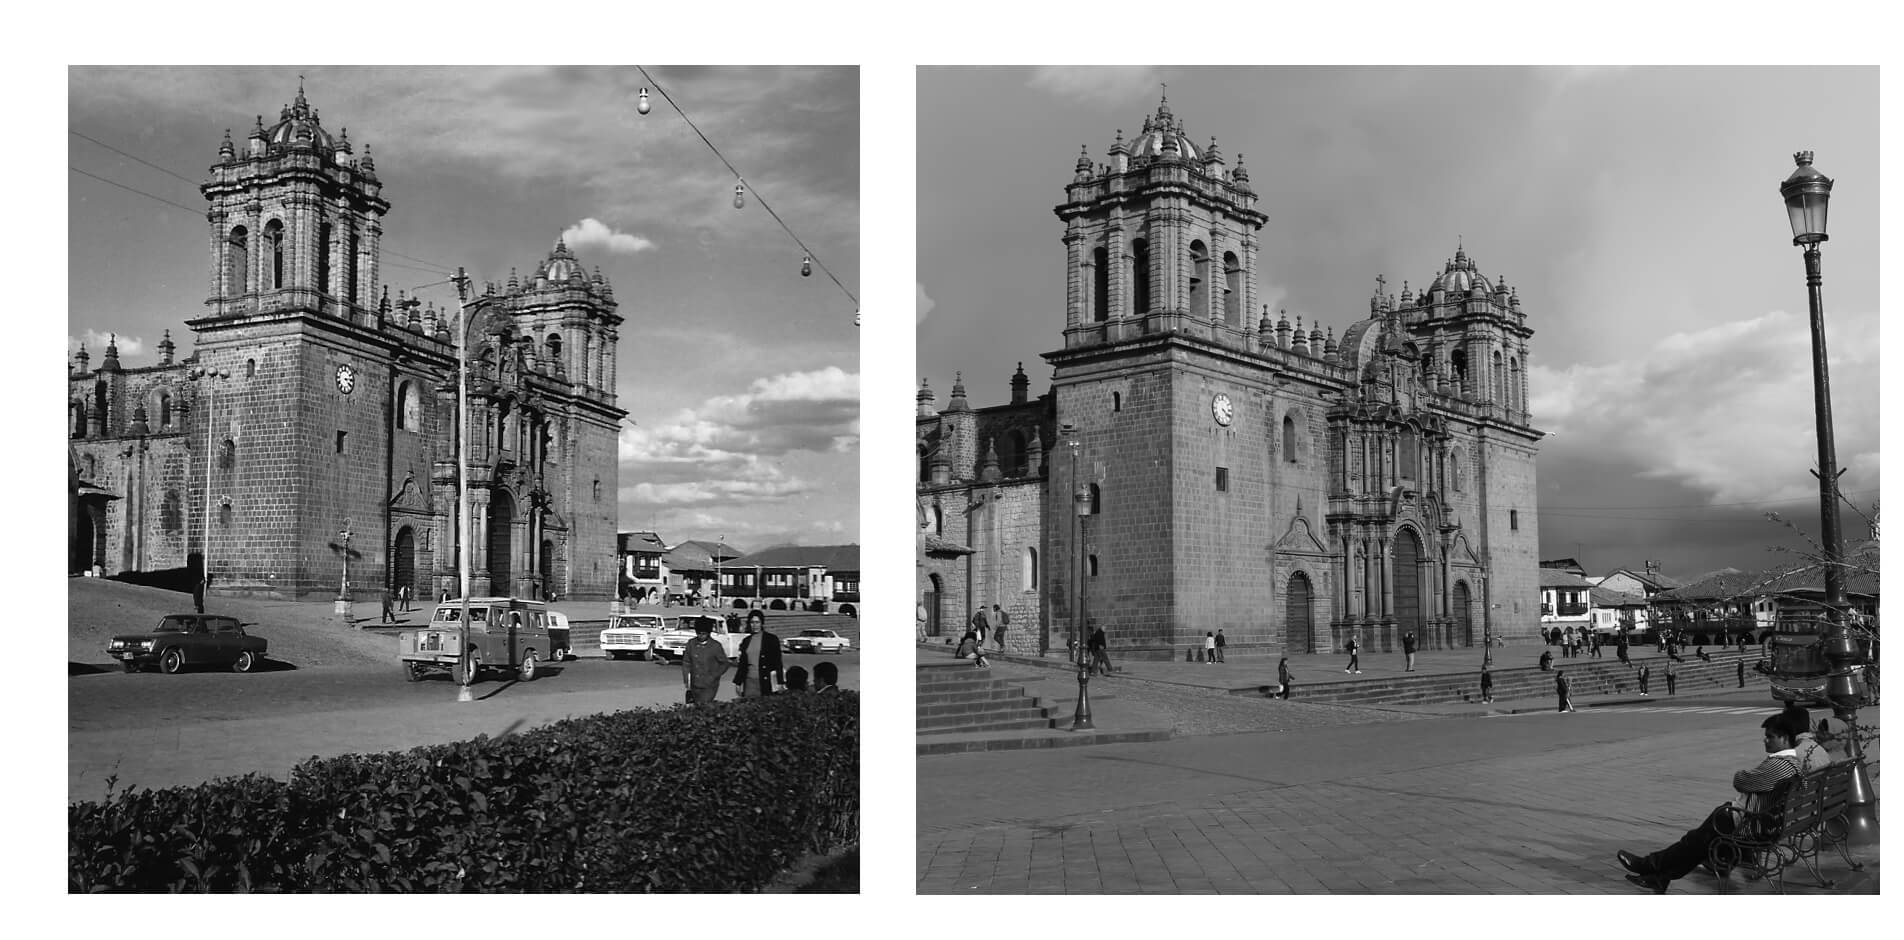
[681,610,842,705]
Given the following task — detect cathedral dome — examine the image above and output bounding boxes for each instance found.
[539,237,585,285]
[1429,246,1491,294]
[1126,93,1199,162]
[264,84,336,153]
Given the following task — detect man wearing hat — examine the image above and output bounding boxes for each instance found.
[682,616,729,706]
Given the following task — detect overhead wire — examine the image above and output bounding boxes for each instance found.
[635,65,859,318]
[71,131,454,274]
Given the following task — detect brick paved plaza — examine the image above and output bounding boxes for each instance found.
[917,661,1881,894]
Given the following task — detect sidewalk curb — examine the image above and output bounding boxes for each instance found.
[917,727,1173,756]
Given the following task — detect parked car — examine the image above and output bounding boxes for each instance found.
[601,613,671,660]
[108,614,267,674]
[399,597,551,683]
[651,614,742,664]
[785,628,851,654]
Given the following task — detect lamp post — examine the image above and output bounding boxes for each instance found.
[188,366,230,607]
[452,269,478,697]
[1063,423,1093,731]
[336,521,354,617]
[1778,150,1877,841]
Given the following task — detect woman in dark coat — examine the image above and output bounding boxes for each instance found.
[1277,657,1294,700]
[1480,666,1494,704]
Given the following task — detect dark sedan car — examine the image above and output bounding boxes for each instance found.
[108,614,268,674]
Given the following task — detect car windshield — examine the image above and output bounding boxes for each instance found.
[153,617,192,633]
[801,630,828,637]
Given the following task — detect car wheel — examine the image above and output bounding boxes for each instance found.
[403,662,422,682]
[518,650,538,682]
[453,652,479,686]
[159,648,185,674]
[121,661,140,674]
[233,650,257,673]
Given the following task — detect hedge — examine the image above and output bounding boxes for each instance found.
[70,691,858,892]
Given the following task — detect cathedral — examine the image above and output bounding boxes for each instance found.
[69,85,625,602]
[918,96,1543,659]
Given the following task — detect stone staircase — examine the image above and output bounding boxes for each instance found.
[1238,649,1767,707]
[917,664,1059,735]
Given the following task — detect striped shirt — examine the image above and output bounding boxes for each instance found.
[1732,749,1802,796]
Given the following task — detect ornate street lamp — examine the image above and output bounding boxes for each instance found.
[1062,423,1093,731]
[1777,150,1877,841]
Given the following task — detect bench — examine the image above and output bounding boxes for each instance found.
[1708,760,1866,893]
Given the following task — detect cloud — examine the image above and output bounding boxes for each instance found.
[69,330,143,358]
[619,366,859,509]
[917,282,936,325]
[1028,67,1163,107]
[561,217,654,255]
[1529,307,1879,505]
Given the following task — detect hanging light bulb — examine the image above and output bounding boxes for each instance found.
[801,253,813,277]
[636,88,651,115]
[733,181,746,210]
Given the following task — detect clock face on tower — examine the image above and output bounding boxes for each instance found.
[1211,392,1234,426]
[335,364,357,395]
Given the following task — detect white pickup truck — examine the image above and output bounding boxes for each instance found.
[651,614,742,664]
[600,613,671,660]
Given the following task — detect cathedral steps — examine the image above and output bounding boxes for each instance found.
[1237,648,1765,706]
[916,664,1059,734]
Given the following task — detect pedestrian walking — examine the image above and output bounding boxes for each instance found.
[381,587,396,624]
[192,573,207,614]
[1345,633,1361,674]
[1203,631,1217,665]
[1089,625,1112,676]
[734,617,785,697]
[1737,658,1747,688]
[1592,634,1604,658]
[1665,659,1678,696]
[1277,657,1294,700]
[1402,631,1418,671]
[1617,636,1632,666]
[1637,662,1651,696]
[1480,666,1494,704]
[681,616,729,706]
[1556,669,1576,712]
[1214,629,1227,663]
[971,606,990,648]
[992,604,1010,650]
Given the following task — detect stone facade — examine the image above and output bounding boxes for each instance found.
[70,85,624,602]
[919,96,1543,660]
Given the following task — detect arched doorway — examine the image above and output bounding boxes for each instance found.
[71,504,100,573]
[925,573,943,637]
[487,489,515,595]
[1285,571,1314,653]
[540,539,555,599]
[391,527,416,597]
[1453,580,1473,647]
[1394,528,1423,641]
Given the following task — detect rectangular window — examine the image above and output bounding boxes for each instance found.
[1215,467,1229,492]
[1510,509,1519,531]
[335,430,347,454]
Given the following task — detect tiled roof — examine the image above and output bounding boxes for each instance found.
[617,530,669,553]
[1603,567,1682,590]
[1653,559,1879,603]
[662,540,748,571]
[1590,586,1647,607]
[924,533,974,555]
[1538,569,1596,589]
[729,544,861,572]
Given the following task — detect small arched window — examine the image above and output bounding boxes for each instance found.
[219,502,233,527]
[1022,546,1039,591]
[317,221,333,296]
[1009,430,1029,476]
[83,454,97,479]
[246,359,256,378]
[227,226,249,296]
[219,438,237,471]
[1450,449,1464,492]
[1088,482,1101,514]
[396,381,420,431]
[264,219,285,290]
[1399,430,1417,481]
[71,400,87,439]
[918,445,931,484]
[933,505,944,535]
[546,334,563,370]
[154,390,172,428]
[1112,391,1122,412]
[593,479,602,501]
[1283,414,1297,464]
[1088,555,1099,577]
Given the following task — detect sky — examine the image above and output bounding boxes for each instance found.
[919,65,1879,583]
[68,65,860,553]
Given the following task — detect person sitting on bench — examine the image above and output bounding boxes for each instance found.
[1615,709,1808,892]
